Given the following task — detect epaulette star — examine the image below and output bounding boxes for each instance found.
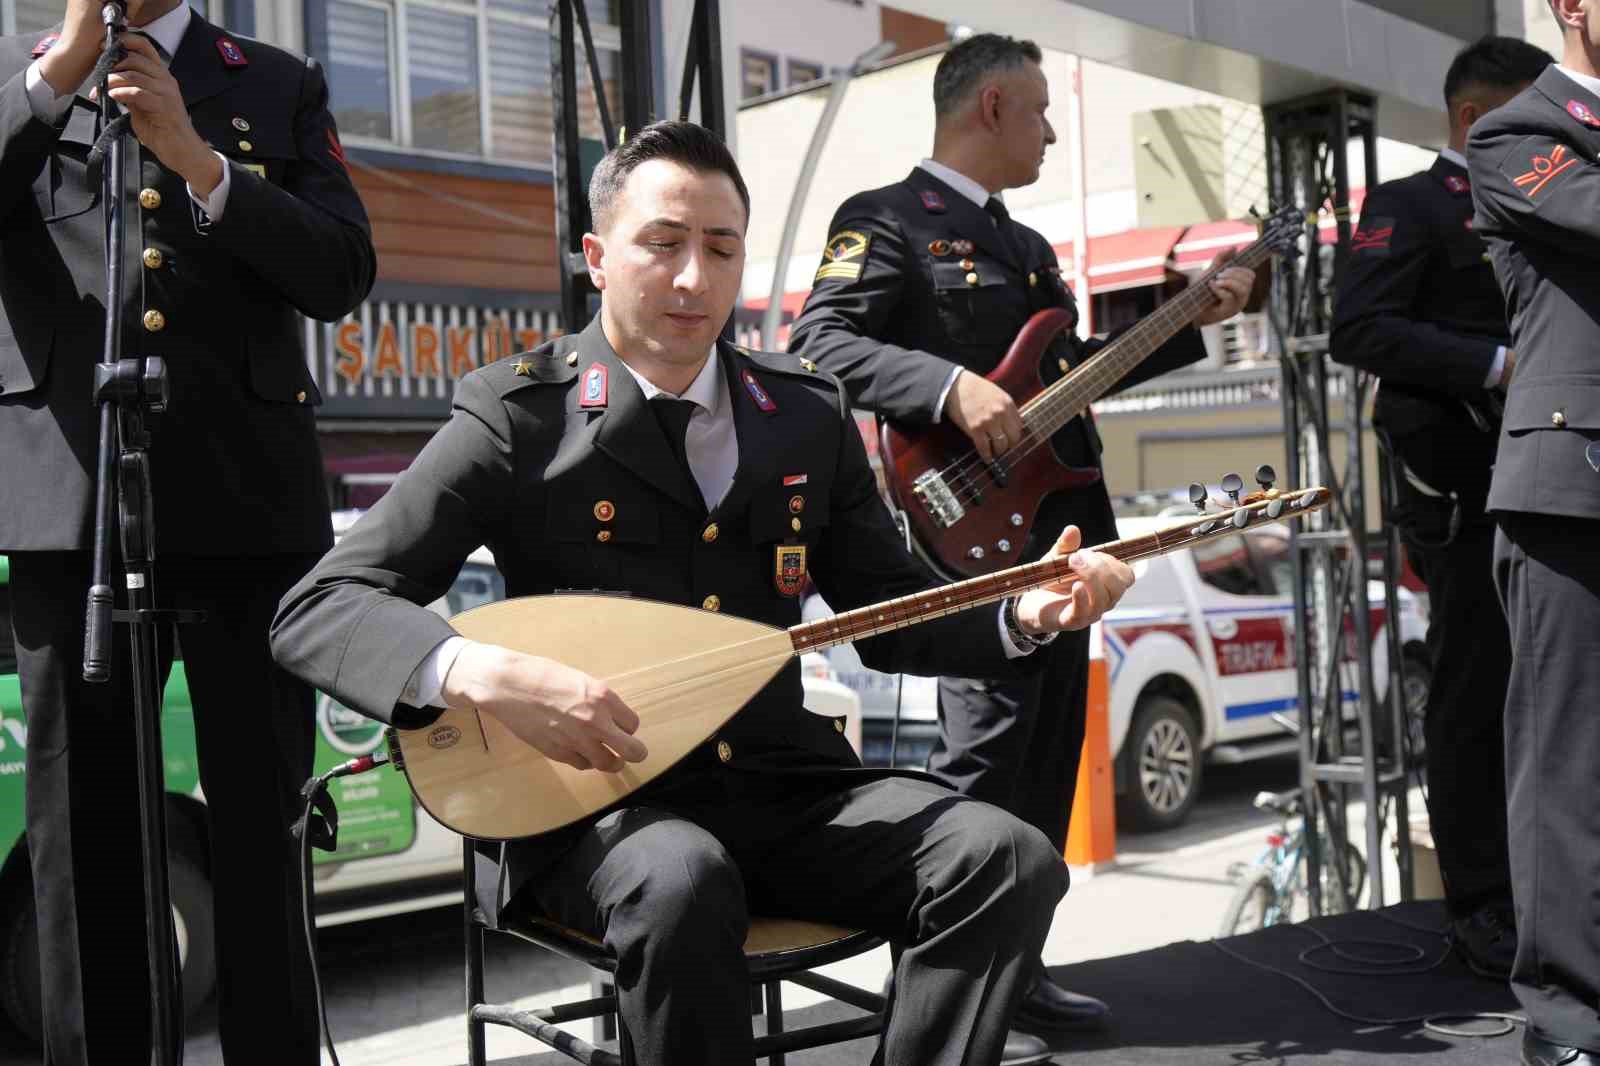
[799,358,817,372]
[512,358,534,377]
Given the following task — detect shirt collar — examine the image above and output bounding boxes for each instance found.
[1438,147,1467,170]
[136,2,192,62]
[620,346,723,415]
[917,159,994,209]
[1556,64,1600,102]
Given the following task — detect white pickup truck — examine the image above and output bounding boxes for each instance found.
[806,515,1430,833]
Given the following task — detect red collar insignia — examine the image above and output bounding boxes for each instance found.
[216,38,247,67]
[1568,99,1600,128]
[30,34,58,58]
[919,189,946,213]
[579,363,608,408]
[1444,175,1470,194]
[741,368,777,413]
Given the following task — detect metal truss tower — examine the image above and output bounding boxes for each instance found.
[1264,89,1415,916]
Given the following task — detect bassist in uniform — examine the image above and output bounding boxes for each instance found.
[789,32,1253,1038]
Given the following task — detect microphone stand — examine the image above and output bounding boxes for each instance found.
[81,4,192,1063]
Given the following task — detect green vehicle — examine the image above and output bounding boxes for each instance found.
[0,540,507,1044]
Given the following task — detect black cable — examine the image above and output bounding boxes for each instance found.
[297,752,389,1066]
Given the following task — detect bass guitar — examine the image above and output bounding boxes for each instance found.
[881,204,1304,579]
[386,474,1328,841]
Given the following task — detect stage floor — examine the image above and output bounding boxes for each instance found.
[524,900,1523,1065]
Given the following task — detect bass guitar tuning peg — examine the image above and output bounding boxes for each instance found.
[1188,482,1208,513]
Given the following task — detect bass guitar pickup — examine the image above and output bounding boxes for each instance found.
[912,469,966,529]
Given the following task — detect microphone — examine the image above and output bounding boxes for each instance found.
[100,0,127,28]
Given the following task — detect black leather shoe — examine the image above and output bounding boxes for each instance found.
[1523,1029,1600,1065]
[1012,969,1111,1033]
[999,1029,1054,1065]
[1452,904,1516,980]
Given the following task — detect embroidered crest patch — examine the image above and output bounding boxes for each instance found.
[814,229,870,284]
[1511,142,1580,200]
[1349,217,1395,255]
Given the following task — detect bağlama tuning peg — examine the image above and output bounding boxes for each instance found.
[1221,472,1245,506]
[1188,482,1209,514]
[1255,465,1276,492]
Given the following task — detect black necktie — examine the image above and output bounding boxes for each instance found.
[650,396,704,510]
[985,197,1023,265]
[129,29,171,63]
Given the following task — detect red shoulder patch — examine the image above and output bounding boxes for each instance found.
[1349,216,1395,255]
[1511,143,1580,200]
[1443,175,1470,195]
[326,128,348,170]
[30,34,58,58]
[1567,99,1600,129]
[919,189,946,213]
[216,37,247,67]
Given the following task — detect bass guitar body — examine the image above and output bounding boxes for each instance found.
[390,595,795,841]
[881,309,1100,580]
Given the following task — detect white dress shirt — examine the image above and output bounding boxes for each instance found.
[401,348,1039,709]
[24,3,232,221]
[1436,146,1508,388]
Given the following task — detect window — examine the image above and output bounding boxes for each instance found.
[1247,529,1294,598]
[787,58,823,88]
[1190,533,1267,598]
[323,0,620,168]
[6,0,83,33]
[740,49,777,100]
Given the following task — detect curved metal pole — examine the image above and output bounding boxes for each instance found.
[761,40,896,347]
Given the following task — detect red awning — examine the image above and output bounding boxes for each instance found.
[1172,220,1258,271]
[1052,225,1186,295]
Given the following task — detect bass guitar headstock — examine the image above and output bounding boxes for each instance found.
[1252,204,1307,259]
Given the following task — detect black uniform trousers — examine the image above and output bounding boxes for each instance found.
[532,771,1068,1066]
[1493,511,1600,1053]
[9,551,321,1065]
[1396,495,1513,918]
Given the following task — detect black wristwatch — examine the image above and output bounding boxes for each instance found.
[1001,597,1058,652]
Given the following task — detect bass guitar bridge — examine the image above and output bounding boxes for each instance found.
[912,469,966,529]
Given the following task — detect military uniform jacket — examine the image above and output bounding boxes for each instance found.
[0,18,376,553]
[788,167,1207,546]
[1469,65,1600,521]
[271,319,1039,924]
[1329,156,1508,507]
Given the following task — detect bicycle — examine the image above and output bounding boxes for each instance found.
[1218,787,1368,937]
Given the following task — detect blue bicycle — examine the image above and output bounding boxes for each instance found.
[1219,788,1368,936]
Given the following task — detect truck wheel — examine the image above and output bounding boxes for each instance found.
[1118,695,1202,832]
[0,833,216,1046]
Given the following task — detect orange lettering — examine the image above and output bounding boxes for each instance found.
[334,322,364,385]
[447,326,477,378]
[482,318,512,365]
[372,321,404,378]
[516,327,542,351]
[412,322,441,378]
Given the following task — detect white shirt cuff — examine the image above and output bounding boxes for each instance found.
[24,60,75,124]
[187,152,231,222]
[401,635,471,708]
[933,366,964,423]
[1486,346,1507,389]
[998,603,1034,659]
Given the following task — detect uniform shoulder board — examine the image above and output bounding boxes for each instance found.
[482,347,578,394]
[734,345,840,390]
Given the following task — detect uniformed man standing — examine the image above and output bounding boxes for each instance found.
[273,120,1137,1066]
[1330,35,1551,981]
[0,0,375,1061]
[1467,3,1600,1063]
[788,33,1253,1045]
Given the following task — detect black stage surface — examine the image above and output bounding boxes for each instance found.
[521,901,1523,1065]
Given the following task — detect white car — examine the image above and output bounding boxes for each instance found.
[806,517,1430,833]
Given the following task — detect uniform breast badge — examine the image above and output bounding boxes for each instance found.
[774,544,807,597]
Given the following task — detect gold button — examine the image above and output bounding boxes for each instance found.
[960,258,975,270]
[789,495,805,514]
[1058,358,1070,373]
[596,530,612,543]
[594,500,615,522]
[791,517,802,532]
[231,116,250,132]
[1552,411,1567,428]
[702,522,719,543]
[833,718,845,733]
[1481,253,1492,263]
[142,309,165,332]
[238,139,253,153]
[139,188,162,210]
[702,594,721,611]
[565,352,579,367]
[965,271,979,286]
[1029,272,1039,287]
[295,390,307,404]
[141,247,163,270]
[716,739,732,763]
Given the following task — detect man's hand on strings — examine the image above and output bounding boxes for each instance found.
[440,644,648,773]
[944,370,1025,461]
[1015,525,1135,633]
[1194,247,1257,326]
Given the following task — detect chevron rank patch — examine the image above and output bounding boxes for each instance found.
[814,229,870,283]
[1510,141,1580,201]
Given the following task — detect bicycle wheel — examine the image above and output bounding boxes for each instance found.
[1219,870,1279,937]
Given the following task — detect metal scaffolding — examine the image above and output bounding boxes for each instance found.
[1264,89,1415,916]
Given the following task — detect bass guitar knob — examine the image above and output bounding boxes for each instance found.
[1010,513,1024,527]
[997,539,1011,552]
[967,546,986,560]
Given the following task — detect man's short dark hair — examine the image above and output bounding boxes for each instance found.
[1443,36,1553,108]
[932,33,1043,119]
[587,120,751,233]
